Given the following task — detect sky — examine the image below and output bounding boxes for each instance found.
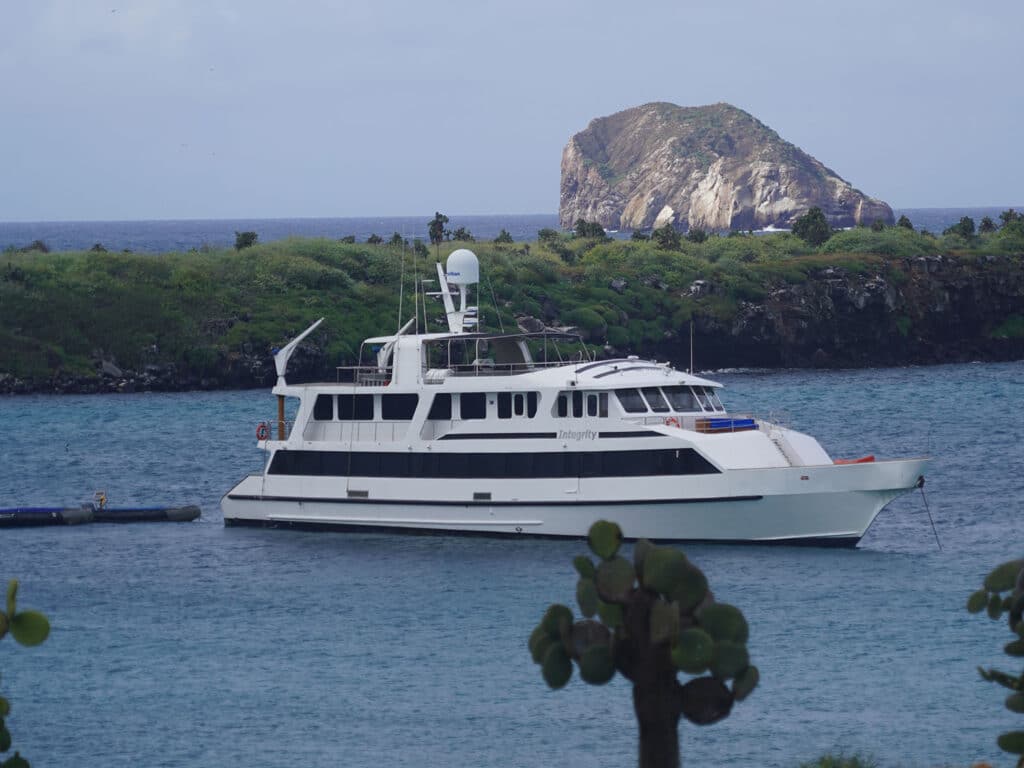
[1,0,1021,221]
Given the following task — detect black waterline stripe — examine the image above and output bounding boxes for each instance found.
[226,494,763,507]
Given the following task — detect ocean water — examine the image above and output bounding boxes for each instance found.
[1,361,1023,767]
[0,208,1018,253]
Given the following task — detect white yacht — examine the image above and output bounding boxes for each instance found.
[222,249,928,545]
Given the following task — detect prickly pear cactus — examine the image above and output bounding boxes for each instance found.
[967,559,1024,766]
[529,521,757,768]
[1,579,51,768]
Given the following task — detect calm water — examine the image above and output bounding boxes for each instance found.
[0,208,1017,253]
[2,361,1023,767]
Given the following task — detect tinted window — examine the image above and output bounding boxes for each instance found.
[460,393,487,420]
[313,394,333,421]
[498,392,512,419]
[513,394,524,416]
[707,388,725,412]
[527,392,538,418]
[382,394,419,420]
[587,394,598,417]
[427,394,452,420]
[692,387,711,411]
[598,393,608,418]
[338,394,374,420]
[572,391,583,418]
[615,389,648,413]
[663,385,699,412]
[641,387,670,413]
[557,393,568,418]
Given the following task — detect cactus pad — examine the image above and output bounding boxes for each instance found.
[595,556,636,604]
[967,589,988,613]
[985,560,1024,593]
[733,665,760,701]
[989,593,1004,620]
[643,547,708,611]
[597,600,624,628]
[530,625,555,664]
[649,598,680,645]
[541,604,574,636]
[570,619,611,658]
[573,555,596,578]
[576,578,599,618]
[710,640,749,680]
[8,610,50,647]
[588,520,623,560]
[671,628,715,674]
[698,603,748,644]
[997,731,1024,755]
[1007,693,1024,714]
[542,644,573,689]
[1005,639,1024,657]
[633,538,654,580]
[579,644,615,685]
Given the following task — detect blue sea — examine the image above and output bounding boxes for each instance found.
[2,361,1023,767]
[0,208,1018,253]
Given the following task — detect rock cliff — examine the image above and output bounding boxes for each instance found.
[560,102,894,232]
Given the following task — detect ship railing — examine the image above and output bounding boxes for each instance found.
[336,366,393,386]
[425,360,576,378]
[259,418,295,441]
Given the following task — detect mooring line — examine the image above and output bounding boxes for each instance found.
[917,475,942,551]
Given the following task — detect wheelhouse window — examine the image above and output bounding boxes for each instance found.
[338,394,374,420]
[427,393,452,420]
[663,385,699,412]
[641,387,670,413]
[313,394,334,421]
[459,393,487,420]
[382,394,419,420]
[615,388,648,414]
[706,387,725,412]
[498,393,512,419]
[586,393,608,417]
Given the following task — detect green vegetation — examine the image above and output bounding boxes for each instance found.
[797,755,878,768]
[967,559,1024,766]
[529,521,756,768]
[1,216,1021,387]
[234,231,258,250]
[792,207,832,246]
[1,579,51,768]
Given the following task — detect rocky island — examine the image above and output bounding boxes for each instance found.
[560,102,894,232]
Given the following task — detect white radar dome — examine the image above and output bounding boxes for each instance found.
[446,249,479,286]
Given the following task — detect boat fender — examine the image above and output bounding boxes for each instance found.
[256,422,270,441]
[664,416,681,428]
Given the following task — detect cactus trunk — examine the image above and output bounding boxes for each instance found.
[634,679,682,768]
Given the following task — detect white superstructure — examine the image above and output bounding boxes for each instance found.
[222,250,928,545]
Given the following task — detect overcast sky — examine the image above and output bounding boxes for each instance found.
[2,0,1021,221]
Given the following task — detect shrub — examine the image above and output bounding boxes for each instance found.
[234,231,258,250]
[792,207,832,246]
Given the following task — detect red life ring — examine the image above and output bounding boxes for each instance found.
[664,416,681,428]
[256,422,270,440]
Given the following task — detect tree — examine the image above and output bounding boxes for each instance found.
[870,219,886,232]
[389,232,406,247]
[966,559,1024,766]
[791,208,832,246]
[451,227,475,242]
[89,242,108,252]
[651,224,681,250]
[896,215,914,230]
[1,579,51,767]
[573,219,606,239]
[530,521,757,768]
[234,231,258,250]
[428,212,449,246]
[943,216,975,238]
[685,228,708,243]
[367,233,383,245]
[1000,209,1020,227]
[631,230,650,241]
[494,229,514,244]
[979,217,997,234]
[339,235,356,244]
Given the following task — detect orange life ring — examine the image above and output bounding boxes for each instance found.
[664,416,681,428]
[256,422,270,441]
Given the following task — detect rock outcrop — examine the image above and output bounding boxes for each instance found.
[560,102,894,232]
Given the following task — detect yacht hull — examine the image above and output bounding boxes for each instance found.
[221,457,927,545]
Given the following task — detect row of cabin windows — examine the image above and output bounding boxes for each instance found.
[313,392,538,422]
[556,392,609,419]
[268,448,720,478]
[615,385,724,415]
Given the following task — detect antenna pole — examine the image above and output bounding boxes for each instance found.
[689,321,694,374]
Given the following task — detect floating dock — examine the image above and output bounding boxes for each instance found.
[0,503,201,528]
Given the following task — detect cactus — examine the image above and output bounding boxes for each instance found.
[528,521,757,768]
[1,579,51,768]
[967,558,1024,767]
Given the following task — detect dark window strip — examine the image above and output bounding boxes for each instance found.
[439,432,557,440]
[598,431,657,438]
[268,448,720,479]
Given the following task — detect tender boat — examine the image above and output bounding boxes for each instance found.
[222,249,928,545]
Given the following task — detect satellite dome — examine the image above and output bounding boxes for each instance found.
[446,249,479,286]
